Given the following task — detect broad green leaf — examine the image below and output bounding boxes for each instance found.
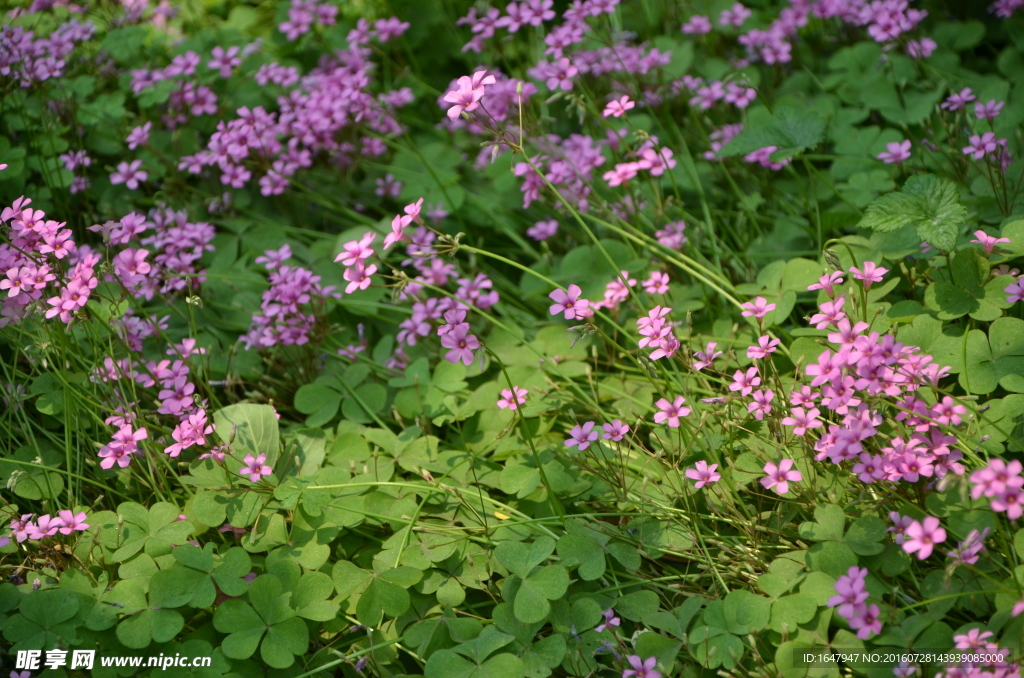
[495,537,556,579]
[723,590,772,635]
[718,107,826,159]
[556,534,604,580]
[213,403,281,464]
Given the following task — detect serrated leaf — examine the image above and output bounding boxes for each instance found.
[718,107,826,158]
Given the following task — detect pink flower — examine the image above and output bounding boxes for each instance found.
[877,140,911,164]
[601,420,629,441]
[56,510,90,534]
[808,271,844,296]
[565,422,599,450]
[681,15,712,34]
[971,230,1011,255]
[497,386,528,410]
[636,147,676,176]
[748,388,774,420]
[941,87,975,111]
[126,122,151,150]
[623,655,661,678]
[761,459,802,495]
[549,284,590,319]
[603,162,640,186]
[1006,277,1024,303]
[692,342,722,371]
[901,516,946,560]
[528,219,558,241]
[963,132,1001,159]
[239,452,273,482]
[729,367,761,396]
[741,296,775,319]
[440,325,480,366]
[654,396,690,427]
[747,335,780,359]
[686,461,721,489]
[827,566,868,619]
[848,604,882,639]
[110,160,148,190]
[443,70,496,120]
[384,214,412,250]
[335,233,377,266]
[343,262,377,293]
[595,608,621,633]
[849,262,887,289]
[975,100,1005,121]
[603,95,635,118]
[643,271,670,294]
[719,2,751,27]
[887,512,914,544]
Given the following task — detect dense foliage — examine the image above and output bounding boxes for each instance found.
[4,0,1024,677]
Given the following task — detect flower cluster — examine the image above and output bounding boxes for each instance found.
[828,566,882,639]
[8,510,90,542]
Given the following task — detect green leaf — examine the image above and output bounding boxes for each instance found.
[616,590,660,621]
[356,576,411,627]
[722,590,772,635]
[3,589,80,650]
[718,107,826,159]
[556,534,605,580]
[495,537,555,579]
[213,403,281,464]
[452,626,516,663]
[425,648,527,678]
[806,541,858,578]
[293,571,339,621]
[688,626,745,669]
[116,608,184,649]
[797,504,845,542]
[261,616,308,668]
[294,384,342,415]
[513,566,569,624]
[769,594,819,633]
[858,175,966,251]
[844,515,887,556]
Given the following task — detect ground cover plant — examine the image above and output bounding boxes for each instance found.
[4,0,1024,677]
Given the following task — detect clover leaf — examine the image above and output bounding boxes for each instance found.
[213,574,308,669]
[3,589,80,651]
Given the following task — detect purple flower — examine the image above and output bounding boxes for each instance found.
[827,566,868,619]
[877,140,911,164]
[654,396,690,427]
[126,122,151,150]
[595,608,621,633]
[902,516,946,559]
[110,160,148,190]
[443,70,496,120]
[497,386,528,410]
[1006,277,1024,303]
[56,510,90,534]
[741,296,775,319]
[941,87,976,111]
[601,420,629,441]
[975,100,1005,121]
[549,284,590,319]
[528,219,558,241]
[850,262,887,289]
[623,655,661,678]
[603,95,635,118]
[682,15,712,34]
[239,453,273,482]
[963,132,1001,159]
[970,230,1011,255]
[565,422,599,450]
[761,459,802,495]
[686,461,721,489]
[719,2,751,27]
[440,325,480,366]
